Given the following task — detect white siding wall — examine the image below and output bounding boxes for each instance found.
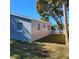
[18,20,32,40]
[19,20,31,34]
[31,20,51,41]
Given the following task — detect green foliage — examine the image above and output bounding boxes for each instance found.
[61,24,64,30]
[36,0,64,18]
[36,0,68,32]
[36,0,63,31]
[51,24,57,30]
[40,17,49,22]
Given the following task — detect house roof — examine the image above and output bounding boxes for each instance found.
[10,14,49,23]
[10,14,32,22]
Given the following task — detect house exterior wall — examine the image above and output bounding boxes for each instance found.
[10,14,32,41]
[10,14,51,42]
[31,20,51,41]
[18,20,31,36]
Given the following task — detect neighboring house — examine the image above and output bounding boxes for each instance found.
[10,14,51,42]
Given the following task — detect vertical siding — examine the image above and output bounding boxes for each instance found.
[10,16,25,40]
[31,20,51,41]
[10,15,32,41]
[18,20,31,35]
[18,20,32,39]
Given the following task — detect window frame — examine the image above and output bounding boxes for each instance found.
[38,23,40,30]
[16,22,23,32]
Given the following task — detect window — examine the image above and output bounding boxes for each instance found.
[38,23,40,30]
[17,22,23,32]
[47,24,50,30]
[43,24,46,28]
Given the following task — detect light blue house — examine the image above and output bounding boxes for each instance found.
[10,14,51,42]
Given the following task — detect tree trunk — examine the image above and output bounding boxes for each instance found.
[63,0,68,44]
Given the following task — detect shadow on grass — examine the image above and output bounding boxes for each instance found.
[35,34,66,44]
[10,40,51,59]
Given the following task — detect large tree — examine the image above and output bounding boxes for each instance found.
[36,0,64,32]
[36,0,69,44]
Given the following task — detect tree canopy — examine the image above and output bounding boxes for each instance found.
[36,0,69,31]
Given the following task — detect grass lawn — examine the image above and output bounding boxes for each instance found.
[10,39,68,59]
[35,34,66,44]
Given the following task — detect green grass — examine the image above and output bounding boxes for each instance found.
[35,34,66,44]
[10,39,68,59]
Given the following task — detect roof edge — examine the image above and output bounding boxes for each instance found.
[10,13,49,23]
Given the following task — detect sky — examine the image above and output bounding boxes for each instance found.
[10,0,69,25]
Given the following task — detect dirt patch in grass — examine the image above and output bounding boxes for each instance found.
[10,40,68,59]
